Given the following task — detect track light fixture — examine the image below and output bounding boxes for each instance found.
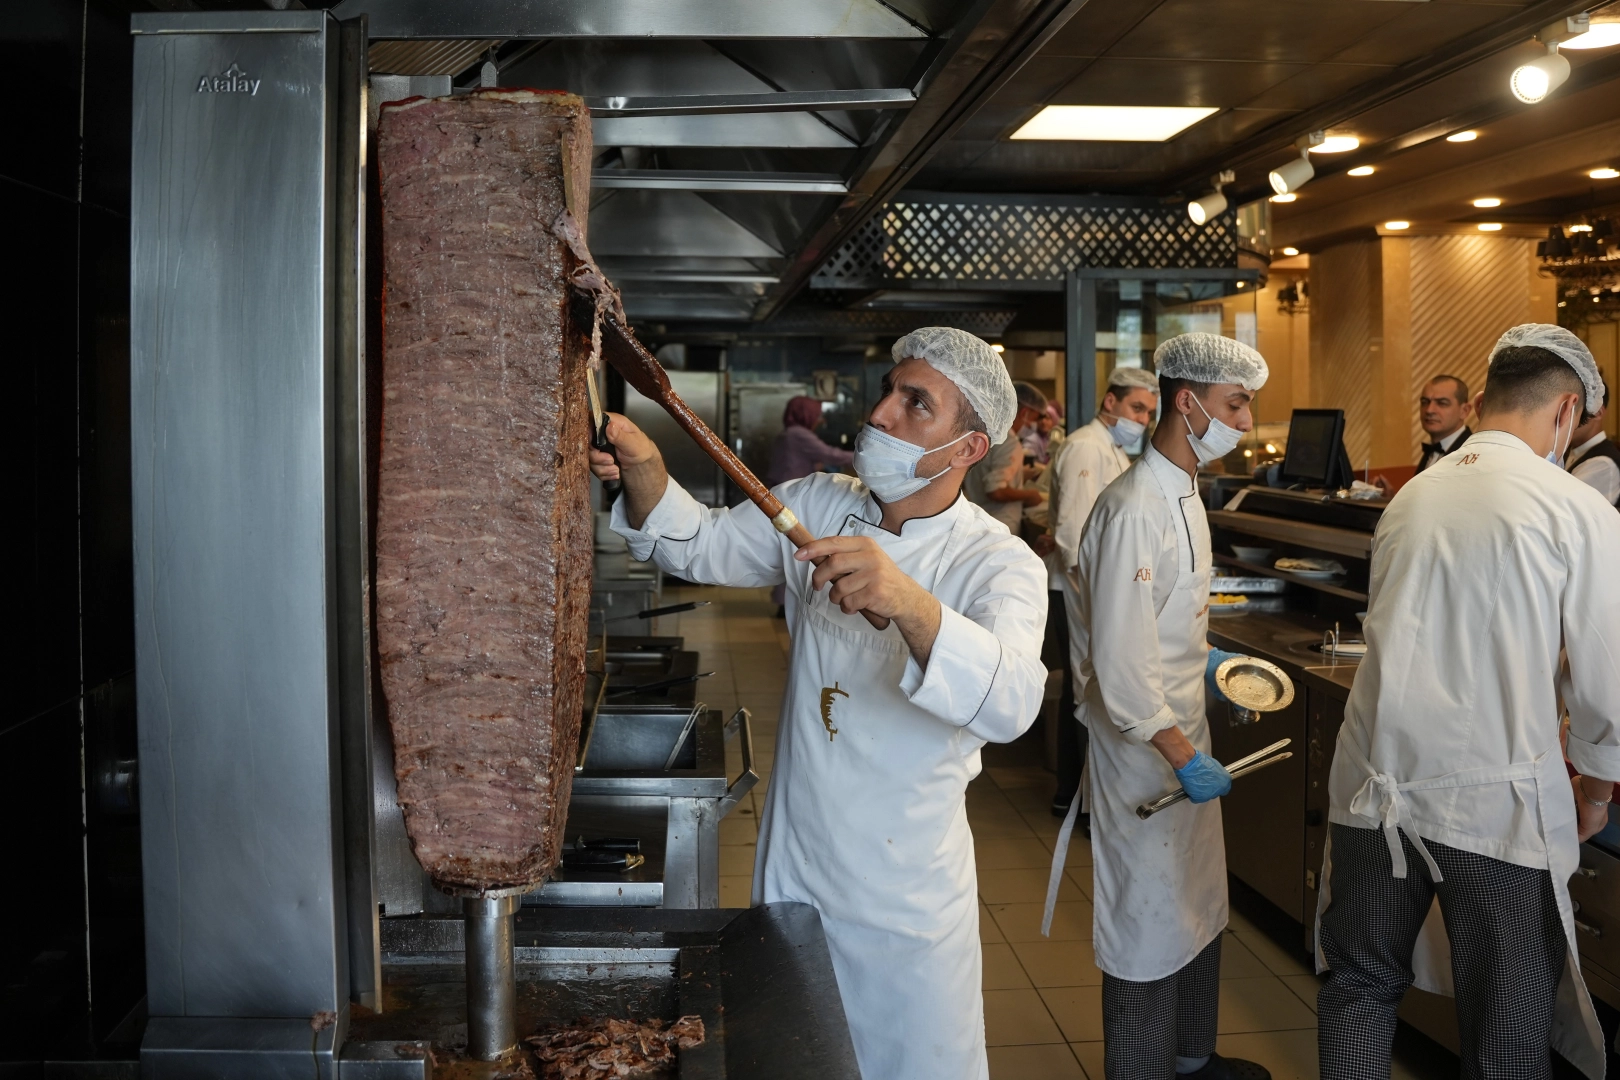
[1269,132,1324,195]
[1188,169,1235,225]
[1512,14,1586,103]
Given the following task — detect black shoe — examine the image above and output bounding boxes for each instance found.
[775,605,786,619]
[1179,1054,1271,1080]
[1051,794,1077,818]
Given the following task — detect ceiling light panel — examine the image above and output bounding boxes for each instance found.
[1591,167,1620,179]
[1473,197,1502,207]
[1347,166,1375,177]
[1384,221,1411,230]
[1477,222,1504,231]
[1009,105,1218,142]
[1270,193,1297,203]
[1446,130,1479,143]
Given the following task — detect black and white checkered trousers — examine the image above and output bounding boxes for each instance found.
[1317,823,1566,1080]
[1102,934,1222,1080]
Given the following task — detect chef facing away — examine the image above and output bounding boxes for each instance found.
[1315,324,1620,1079]
[1068,333,1273,1080]
[589,327,1048,1080]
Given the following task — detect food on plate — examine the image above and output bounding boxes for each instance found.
[1210,594,1250,604]
[1274,557,1346,574]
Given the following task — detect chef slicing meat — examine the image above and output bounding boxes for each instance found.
[1069,333,1271,1080]
[1315,324,1620,1080]
[589,326,1048,1080]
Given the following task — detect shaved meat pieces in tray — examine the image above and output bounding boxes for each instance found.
[526,1015,705,1079]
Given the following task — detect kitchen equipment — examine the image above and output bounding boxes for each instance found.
[1215,655,1296,725]
[1209,575,1286,594]
[354,904,860,1079]
[1136,739,1295,818]
[1231,545,1274,563]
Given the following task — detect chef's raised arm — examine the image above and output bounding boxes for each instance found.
[600,412,787,589]
[1084,508,1176,741]
[1561,505,1620,784]
[897,540,1049,743]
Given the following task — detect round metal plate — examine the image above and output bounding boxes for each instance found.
[1216,656,1296,713]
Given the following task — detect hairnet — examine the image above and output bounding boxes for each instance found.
[892,326,1017,435]
[1014,381,1047,412]
[1153,333,1269,392]
[1490,323,1604,414]
[1104,366,1161,394]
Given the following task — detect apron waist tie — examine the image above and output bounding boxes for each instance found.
[1339,736,1547,884]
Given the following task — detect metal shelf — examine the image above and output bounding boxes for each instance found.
[1208,509,1374,560]
[1213,554,1369,603]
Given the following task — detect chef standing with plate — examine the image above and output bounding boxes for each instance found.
[1068,333,1271,1080]
[1316,324,1620,1079]
[590,327,1048,1080]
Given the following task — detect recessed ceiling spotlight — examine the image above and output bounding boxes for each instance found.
[1477,222,1504,231]
[1009,105,1218,141]
[1473,197,1502,207]
[1348,165,1375,177]
[1235,281,1246,288]
[1270,193,1298,203]
[1310,135,1360,153]
[1563,21,1620,49]
[1591,167,1620,179]
[1384,220,1411,230]
[1281,247,1300,256]
[1569,223,1594,232]
[991,343,1005,353]
[1446,130,1479,143]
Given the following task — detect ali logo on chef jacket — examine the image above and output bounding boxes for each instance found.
[1134,567,1153,581]
[197,63,261,96]
[819,682,847,742]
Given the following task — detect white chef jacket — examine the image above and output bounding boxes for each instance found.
[1050,417,1132,576]
[963,432,1026,532]
[1329,430,1620,866]
[1567,432,1620,505]
[1072,444,1227,979]
[611,472,1048,1080]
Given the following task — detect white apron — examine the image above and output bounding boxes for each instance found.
[1047,463,1227,980]
[1314,735,1607,1078]
[754,510,989,1080]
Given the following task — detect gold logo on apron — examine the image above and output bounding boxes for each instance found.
[820,682,847,741]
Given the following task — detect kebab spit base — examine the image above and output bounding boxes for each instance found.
[346,904,859,1080]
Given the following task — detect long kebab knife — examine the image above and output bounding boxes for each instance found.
[552,210,889,630]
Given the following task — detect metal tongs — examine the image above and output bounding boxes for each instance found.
[1136,738,1294,819]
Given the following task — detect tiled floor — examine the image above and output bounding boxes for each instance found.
[655,584,1451,1080]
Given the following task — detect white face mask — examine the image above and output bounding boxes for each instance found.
[1109,415,1147,452]
[1548,400,1575,465]
[1183,394,1244,466]
[852,424,972,503]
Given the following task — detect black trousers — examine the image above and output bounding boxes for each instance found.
[1102,935,1222,1080]
[1317,823,1566,1080]
[1045,588,1088,807]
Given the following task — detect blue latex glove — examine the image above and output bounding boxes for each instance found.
[1175,751,1233,803]
[1205,648,1243,703]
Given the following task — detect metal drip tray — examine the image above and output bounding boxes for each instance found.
[356,905,859,1080]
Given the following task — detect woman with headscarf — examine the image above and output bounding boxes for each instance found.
[766,396,855,611]
[766,396,853,487]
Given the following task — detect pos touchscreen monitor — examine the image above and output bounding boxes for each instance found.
[1279,408,1355,489]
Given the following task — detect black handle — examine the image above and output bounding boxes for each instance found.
[589,389,622,500]
[574,836,641,853]
[605,601,709,622]
[605,671,714,698]
[562,849,637,871]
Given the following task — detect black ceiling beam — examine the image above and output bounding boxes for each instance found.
[1164,0,1597,195]
[1219,47,1620,210]
[753,0,1095,321]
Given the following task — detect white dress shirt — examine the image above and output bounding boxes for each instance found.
[1420,425,1468,471]
[1567,432,1620,505]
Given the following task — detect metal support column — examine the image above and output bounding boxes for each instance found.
[1064,271,1096,432]
[463,893,521,1060]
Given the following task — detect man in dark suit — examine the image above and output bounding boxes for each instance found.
[1415,373,1472,472]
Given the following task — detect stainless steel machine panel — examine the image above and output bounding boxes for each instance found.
[130,11,347,1020]
[625,370,725,506]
